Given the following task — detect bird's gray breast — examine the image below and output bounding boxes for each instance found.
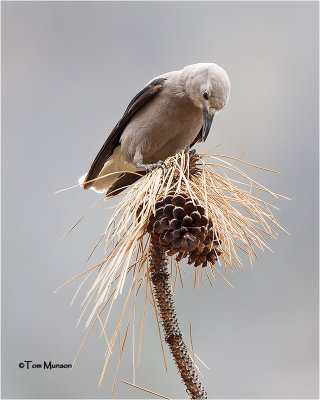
[120,84,202,165]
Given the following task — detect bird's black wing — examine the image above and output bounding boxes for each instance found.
[83,77,166,190]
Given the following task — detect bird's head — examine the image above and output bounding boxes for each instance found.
[183,63,230,141]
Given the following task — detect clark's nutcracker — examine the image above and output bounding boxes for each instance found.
[79,63,230,195]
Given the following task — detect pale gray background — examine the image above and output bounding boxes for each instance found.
[2,1,319,399]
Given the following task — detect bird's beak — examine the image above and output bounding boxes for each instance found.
[202,107,215,142]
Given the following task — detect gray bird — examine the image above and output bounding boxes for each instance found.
[79,63,230,195]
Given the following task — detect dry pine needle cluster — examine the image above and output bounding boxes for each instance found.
[57,149,287,391]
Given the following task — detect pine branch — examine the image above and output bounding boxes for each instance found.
[149,239,208,399]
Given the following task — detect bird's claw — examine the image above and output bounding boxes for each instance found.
[186,147,200,159]
[156,160,167,173]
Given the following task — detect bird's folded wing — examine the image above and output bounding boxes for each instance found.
[83,77,167,190]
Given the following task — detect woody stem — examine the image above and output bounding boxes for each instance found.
[149,239,208,399]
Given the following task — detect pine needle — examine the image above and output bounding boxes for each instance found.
[121,380,171,399]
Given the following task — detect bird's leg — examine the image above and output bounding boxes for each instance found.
[136,160,167,173]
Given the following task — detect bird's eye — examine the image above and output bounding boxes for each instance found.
[203,91,209,100]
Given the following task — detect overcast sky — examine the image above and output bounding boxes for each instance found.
[2,2,318,398]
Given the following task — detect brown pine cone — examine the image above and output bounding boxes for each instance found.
[148,191,222,268]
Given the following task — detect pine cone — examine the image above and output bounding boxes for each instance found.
[148,191,222,268]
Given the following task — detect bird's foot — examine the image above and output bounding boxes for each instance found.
[185,146,200,159]
[136,160,167,173]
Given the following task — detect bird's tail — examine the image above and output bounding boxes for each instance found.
[79,149,145,195]
[79,169,145,196]
[78,164,121,194]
